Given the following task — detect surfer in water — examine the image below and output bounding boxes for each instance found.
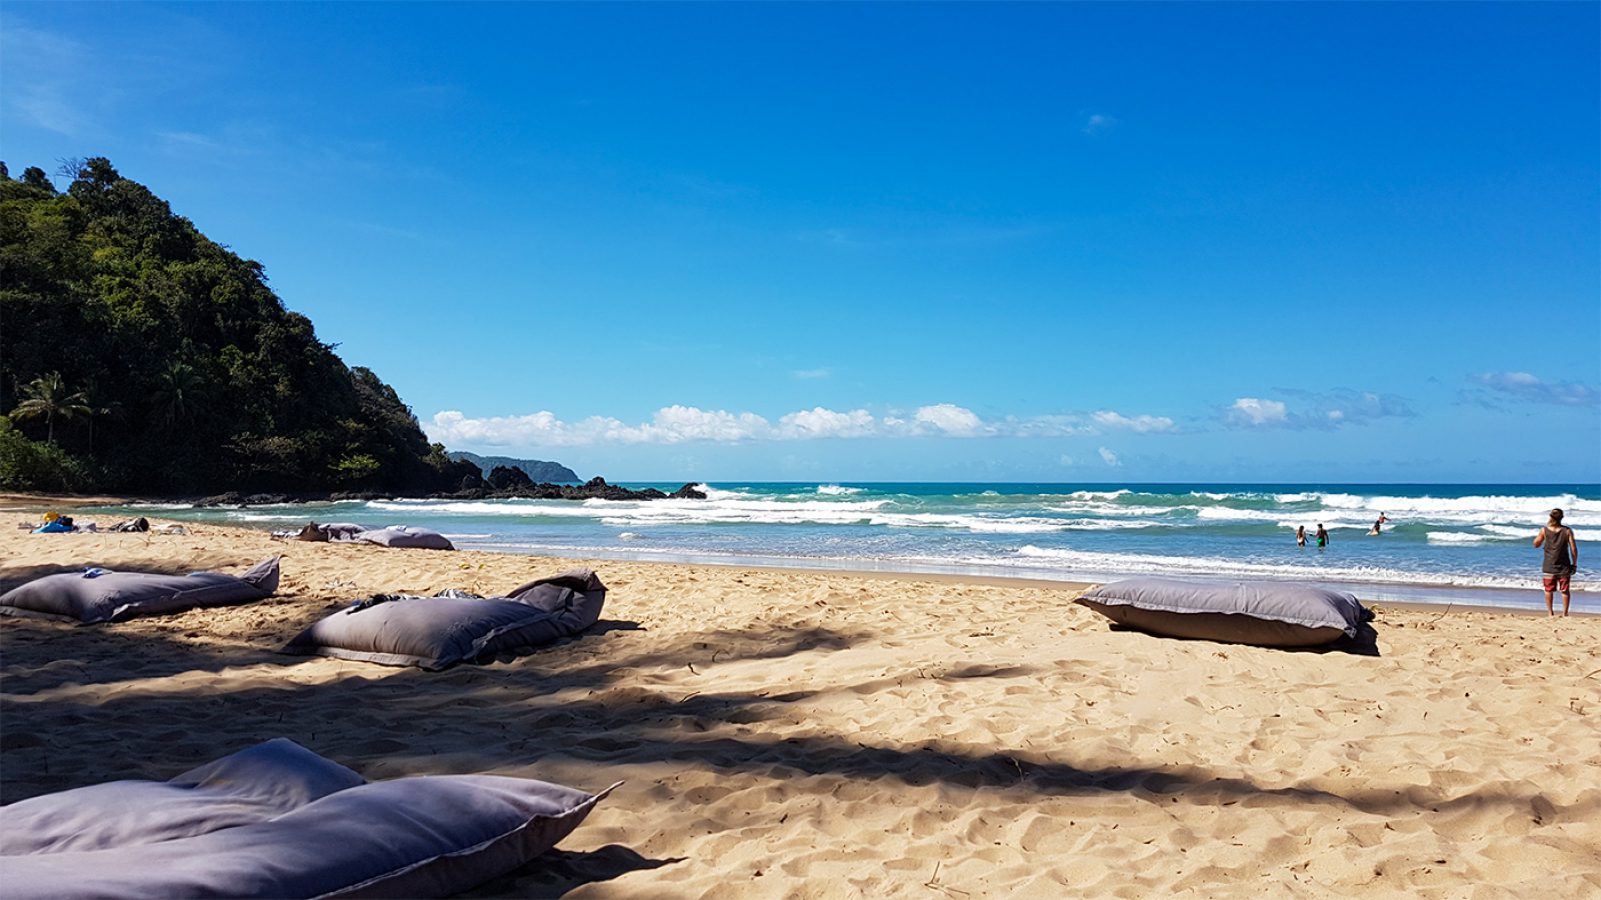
[1315,524,1329,550]
[1368,514,1390,536]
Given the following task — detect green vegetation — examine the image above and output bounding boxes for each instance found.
[0,158,475,495]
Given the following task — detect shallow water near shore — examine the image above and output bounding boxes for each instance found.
[104,482,1598,612]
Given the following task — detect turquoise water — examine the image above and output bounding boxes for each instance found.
[122,483,1599,611]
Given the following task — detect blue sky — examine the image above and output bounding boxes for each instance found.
[3,2,1597,483]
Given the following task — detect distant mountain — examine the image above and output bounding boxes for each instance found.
[448,452,579,484]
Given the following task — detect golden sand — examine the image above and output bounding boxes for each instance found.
[2,517,1598,896]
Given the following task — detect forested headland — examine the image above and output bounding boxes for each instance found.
[0,158,479,495]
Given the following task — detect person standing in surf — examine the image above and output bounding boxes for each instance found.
[1315,524,1329,550]
[1533,508,1578,617]
[1296,525,1307,547]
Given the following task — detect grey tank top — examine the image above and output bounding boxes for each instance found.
[1543,527,1574,574]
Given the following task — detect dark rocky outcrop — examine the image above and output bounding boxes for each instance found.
[189,476,706,507]
[485,465,534,491]
[439,476,672,502]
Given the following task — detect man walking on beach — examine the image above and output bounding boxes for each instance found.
[1533,508,1578,617]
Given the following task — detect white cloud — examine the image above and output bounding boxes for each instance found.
[914,403,986,437]
[791,368,832,380]
[1091,410,1176,433]
[641,405,770,443]
[1222,390,1413,430]
[1469,371,1599,407]
[1083,113,1117,136]
[1059,454,1076,466]
[1002,415,1096,437]
[777,407,876,439]
[430,402,1183,448]
[1098,447,1121,466]
[1225,397,1289,427]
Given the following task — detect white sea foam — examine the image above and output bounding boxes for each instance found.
[574,501,1082,533]
[1480,524,1537,538]
[1270,520,1377,532]
[1314,492,1601,526]
[339,489,1601,534]
[1059,489,1131,501]
[1426,532,1497,544]
[126,502,204,510]
[1009,545,1591,591]
[1053,518,1166,530]
[370,499,557,516]
[1193,507,1377,528]
[1476,523,1600,542]
[1046,503,1185,518]
[871,513,1072,534]
[222,511,310,522]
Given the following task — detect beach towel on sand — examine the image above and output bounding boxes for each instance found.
[1075,577,1368,648]
[282,569,606,669]
[0,738,614,900]
[0,556,280,624]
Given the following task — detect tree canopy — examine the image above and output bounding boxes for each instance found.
[0,157,474,494]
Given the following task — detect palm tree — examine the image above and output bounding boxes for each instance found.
[10,372,89,445]
[79,381,122,457]
[150,361,206,429]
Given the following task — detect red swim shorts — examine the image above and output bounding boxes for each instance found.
[1543,573,1572,592]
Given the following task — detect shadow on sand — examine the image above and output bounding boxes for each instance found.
[9,604,1582,895]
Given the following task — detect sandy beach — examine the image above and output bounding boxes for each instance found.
[2,515,1598,897]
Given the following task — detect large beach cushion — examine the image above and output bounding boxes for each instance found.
[0,738,363,856]
[0,739,614,900]
[282,569,606,669]
[0,556,280,624]
[313,522,455,550]
[353,524,455,550]
[1075,578,1366,647]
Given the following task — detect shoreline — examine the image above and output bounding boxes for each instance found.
[450,541,1591,615]
[2,494,1590,615]
[2,506,1591,617]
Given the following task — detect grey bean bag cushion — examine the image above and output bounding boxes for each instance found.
[353,525,455,550]
[309,522,454,550]
[282,569,606,669]
[315,522,365,541]
[0,556,281,624]
[1075,577,1367,647]
[0,738,363,856]
[0,739,614,900]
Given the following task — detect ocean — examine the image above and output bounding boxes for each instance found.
[121,483,1598,612]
